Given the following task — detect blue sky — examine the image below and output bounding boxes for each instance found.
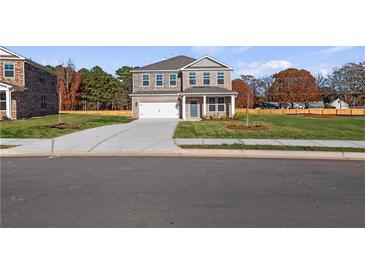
[8,46,365,78]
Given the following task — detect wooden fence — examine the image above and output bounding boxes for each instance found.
[235,108,365,116]
[60,110,132,116]
[60,108,365,117]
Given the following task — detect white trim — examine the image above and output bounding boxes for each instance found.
[180,55,233,70]
[169,73,177,87]
[203,96,206,116]
[231,95,235,116]
[155,73,163,87]
[141,74,150,87]
[182,96,186,120]
[0,88,12,119]
[0,46,26,60]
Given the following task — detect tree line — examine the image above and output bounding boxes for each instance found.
[46,59,136,111]
[47,59,365,110]
[233,61,365,108]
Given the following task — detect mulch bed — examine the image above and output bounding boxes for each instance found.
[225,124,269,131]
[301,114,337,119]
[42,123,80,129]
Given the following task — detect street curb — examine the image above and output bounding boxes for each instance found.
[1,149,365,160]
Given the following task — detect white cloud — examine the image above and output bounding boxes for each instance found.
[236,59,292,76]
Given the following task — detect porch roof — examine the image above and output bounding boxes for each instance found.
[181,86,237,96]
[0,81,27,91]
[130,90,180,97]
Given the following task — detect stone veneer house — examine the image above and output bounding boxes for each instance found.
[0,47,58,120]
[130,55,237,119]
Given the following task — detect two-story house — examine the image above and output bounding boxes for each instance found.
[130,55,237,119]
[0,47,58,120]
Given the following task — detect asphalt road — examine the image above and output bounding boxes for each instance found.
[1,157,364,227]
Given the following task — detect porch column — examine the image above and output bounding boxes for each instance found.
[203,95,206,117]
[6,89,11,119]
[182,96,186,120]
[231,95,235,117]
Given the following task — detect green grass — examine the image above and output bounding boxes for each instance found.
[174,114,365,140]
[0,144,18,149]
[180,144,365,153]
[0,114,132,139]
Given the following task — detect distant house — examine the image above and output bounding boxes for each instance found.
[329,98,349,109]
[0,47,58,120]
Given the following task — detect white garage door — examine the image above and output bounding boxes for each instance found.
[139,102,179,118]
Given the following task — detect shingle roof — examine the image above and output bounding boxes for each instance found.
[182,86,237,95]
[133,55,196,71]
[130,91,180,96]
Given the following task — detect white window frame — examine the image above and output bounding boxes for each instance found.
[189,72,196,86]
[155,74,163,87]
[4,62,15,78]
[203,72,210,85]
[142,74,150,87]
[0,91,6,110]
[217,72,224,85]
[41,95,47,109]
[169,73,177,87]
[207,96,225,112]
[217,97,225,112]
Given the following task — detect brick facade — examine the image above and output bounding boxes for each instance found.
[0,56,58,120]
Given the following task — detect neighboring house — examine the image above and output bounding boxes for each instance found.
[329,98,349,109]
[0,47,58,120]
[130,55,237,119]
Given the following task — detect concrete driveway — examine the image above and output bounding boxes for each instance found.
[3,119,180,153]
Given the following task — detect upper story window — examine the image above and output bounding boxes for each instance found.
[155,74,163,87]
[142,74,150,87]
[217,72,224,85]
[41,95,47,109]
[39,71,46,83]
[203,72,210,85]
[4,62,15,78]
[169,74,177,87]
[189,72,196,85]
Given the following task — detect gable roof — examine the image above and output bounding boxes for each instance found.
[133,55,196,71]
[0,46,56,75]
[181,56,232,70]
[0,46,26,59]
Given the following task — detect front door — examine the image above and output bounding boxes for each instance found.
[190,100,198,117]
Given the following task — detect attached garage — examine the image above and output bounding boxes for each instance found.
[139,102,179,119]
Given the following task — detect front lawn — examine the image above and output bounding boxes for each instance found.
[0,114,132,139]
[174,114,365,140]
